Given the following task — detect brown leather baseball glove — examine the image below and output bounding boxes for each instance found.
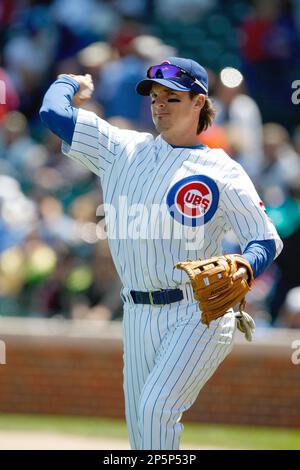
[175,254,254,327]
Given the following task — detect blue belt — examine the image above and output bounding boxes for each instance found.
[130,288,184,306]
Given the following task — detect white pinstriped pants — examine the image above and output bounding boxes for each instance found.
[122,300,236,450]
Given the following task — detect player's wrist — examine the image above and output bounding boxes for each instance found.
[56,75,80,95]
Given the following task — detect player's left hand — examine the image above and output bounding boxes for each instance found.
[175,254,254,327]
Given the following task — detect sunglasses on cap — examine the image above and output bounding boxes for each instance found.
[147,64,208,94]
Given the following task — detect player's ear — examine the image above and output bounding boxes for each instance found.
[193,94,205,111]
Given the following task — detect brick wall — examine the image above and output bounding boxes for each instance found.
[0,318,299,428]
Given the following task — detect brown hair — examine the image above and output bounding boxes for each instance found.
[189,92,216,134]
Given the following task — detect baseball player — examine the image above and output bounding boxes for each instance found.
[40,57,283,450]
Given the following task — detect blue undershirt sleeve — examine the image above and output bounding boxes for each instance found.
[243,239,276,279]
[39,76,80,146]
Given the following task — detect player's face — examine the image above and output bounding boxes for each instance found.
[150,84,203,142]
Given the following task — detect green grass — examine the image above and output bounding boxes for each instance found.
[181,422,300,450]
[0,414,299,449]
[0,414,128,441]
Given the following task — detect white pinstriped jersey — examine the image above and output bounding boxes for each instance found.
[62,107,282,450]
[62,108,282,292]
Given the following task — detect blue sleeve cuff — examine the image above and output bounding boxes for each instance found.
[39,76,80,145]
[243,239,276,279]
[55,75,81,94]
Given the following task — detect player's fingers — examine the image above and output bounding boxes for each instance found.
[232,267,248,281]
[85,74,93,83]
[84,74,94,88]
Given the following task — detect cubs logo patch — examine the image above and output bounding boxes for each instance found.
[166,175,219,226]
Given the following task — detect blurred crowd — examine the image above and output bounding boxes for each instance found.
[1,0,300,327]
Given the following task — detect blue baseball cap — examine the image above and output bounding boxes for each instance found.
[136,57,208,96]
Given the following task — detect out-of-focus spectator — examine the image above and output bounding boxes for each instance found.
[0,0,16,46]
[259,123,300,204]
[37,196,82,245]
[96,26,146,125]
[0,68,19,123]
[3,8,57,118]
[0,111,49,186]
[97,30,176,129]
[76,41,114,94]
[154,0,216,22]
[239,0,300,125]
[112,0,150,22]
[213,67,264,180]
[50,0,120,59]
[267,179,300,323]
[199,123,231,154]
[0,175,38,252]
